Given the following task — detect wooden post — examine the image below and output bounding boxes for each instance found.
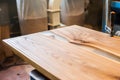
[48,0,61,28]
[0,25,13,62]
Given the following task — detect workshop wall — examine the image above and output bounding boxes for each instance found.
[0,0,19,64]
[0,0,10,62]
[0,0,20,37]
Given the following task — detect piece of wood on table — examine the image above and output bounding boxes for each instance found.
[3,33,120,80]
[40,31,120,62]
[51,25,120,58]
[113,36,120,39]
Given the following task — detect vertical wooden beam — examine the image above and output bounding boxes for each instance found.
[48,0,61,27]
[0,25,13,62]
[0,27,4,62]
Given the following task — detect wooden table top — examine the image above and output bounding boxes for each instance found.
[3,25,120,80]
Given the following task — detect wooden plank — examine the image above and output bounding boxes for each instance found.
[3,32,120,80]
[40,31,120,62]
[51,25,120,58]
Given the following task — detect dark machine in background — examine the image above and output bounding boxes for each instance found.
[111,1,120,36]
[102,0,120,36]
[111,1,120,25]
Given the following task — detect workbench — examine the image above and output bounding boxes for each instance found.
[3,25,120,80]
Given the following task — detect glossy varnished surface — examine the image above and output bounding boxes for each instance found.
[51,25,120,58]
[3,25,120,80]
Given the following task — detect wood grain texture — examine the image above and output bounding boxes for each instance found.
[51,25,120,58]
[3,31,120,80]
